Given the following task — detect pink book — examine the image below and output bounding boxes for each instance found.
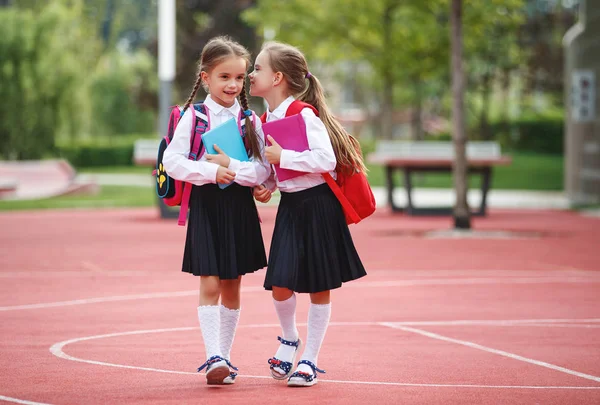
[263,113,310,182]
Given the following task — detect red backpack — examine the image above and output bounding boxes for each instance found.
[261,100,376,225]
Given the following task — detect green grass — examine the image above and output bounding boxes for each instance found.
[572,203,600,211]
[80,165,152,174]
[56,133,156,148]
[0,186,155,211]
[79,152,563,191]
[0,152,563,212]
[365,152,563,191]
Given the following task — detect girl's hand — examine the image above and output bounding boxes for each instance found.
[206,144,231,167]
[253,185,272,203]
[216,166,236,184]
[265,135,282,165]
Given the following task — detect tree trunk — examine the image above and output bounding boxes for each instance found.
[412,79,424,140]
[381,82,394,139]
[381,2,397,140]
[450,0,471,229]
[479,72,492,141]
[102,0,115,47]
[500,67,511,141]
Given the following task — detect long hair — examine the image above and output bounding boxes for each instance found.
[183,36,261,159]
[261,41,367,175]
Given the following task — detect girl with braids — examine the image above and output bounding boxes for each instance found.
[162,36,270,386]
[249,41,367,387]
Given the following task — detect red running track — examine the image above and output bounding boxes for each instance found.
[0,207,599,404]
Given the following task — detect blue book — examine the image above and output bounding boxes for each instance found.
[202,117,249,189]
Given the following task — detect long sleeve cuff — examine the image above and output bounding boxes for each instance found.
[228,158,241,173]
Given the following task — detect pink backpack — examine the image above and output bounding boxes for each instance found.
[154,103,251,226]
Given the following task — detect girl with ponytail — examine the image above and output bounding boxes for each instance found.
[249,41,367,387]
[162,36,270,386]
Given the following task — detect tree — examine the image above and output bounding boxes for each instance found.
[0,1,100,159]
[174,0,259,104]
[450,0,470,229]
[462,0,525,140]
[519,0,578,103]
[244,0,526,140]
[244,0,450,139]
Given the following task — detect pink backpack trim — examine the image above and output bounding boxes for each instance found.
[177,107,211,226]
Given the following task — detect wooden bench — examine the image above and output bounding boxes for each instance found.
[133,139,160,167]
[367,141,512,216]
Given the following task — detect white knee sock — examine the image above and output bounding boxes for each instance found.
[297,302,331,374]
[273,294,299,367]
[197,305,222,360]
[219,305,240,361]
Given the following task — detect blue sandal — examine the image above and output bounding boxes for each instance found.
[223,370,238,385]
[198,355,238,385]
[287,360,325,387]
[268,336,302,380]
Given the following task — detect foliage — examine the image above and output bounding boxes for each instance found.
[0,1,100,159]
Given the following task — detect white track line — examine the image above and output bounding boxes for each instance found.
[1,268,595,276]
[0,271,148,278]
[3,276,600,312]
[48,323,600,390]
[80,261,104,273]
[391,319,600,326]
[516,323,600,329]
[380,323,600,384]
[345,277,600,288]
[0,395,52,405]
[0,287,261,311]
[1,268,596,278]
[0,291,197,311]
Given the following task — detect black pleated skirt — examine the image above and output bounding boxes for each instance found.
[182,183,267,279]
[264,183,367,293]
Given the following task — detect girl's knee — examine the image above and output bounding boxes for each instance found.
[272,286,294,301]
[200,276,221,301]
[309,290,330,304]
[220,277,241,290]
[220,278,242,308]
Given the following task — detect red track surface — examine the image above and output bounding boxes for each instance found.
[0,207,599,404]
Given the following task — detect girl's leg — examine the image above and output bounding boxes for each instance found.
[270,286,300,376]
[295,290,331,376]
[198,276,222,359]
[197,276,229,384]
[219,277,242,361]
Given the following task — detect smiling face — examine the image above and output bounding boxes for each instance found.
[248,51,276,98]
[201,56,248,108]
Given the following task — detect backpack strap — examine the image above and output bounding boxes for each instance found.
[260,101,317,123]
[322,172,360,224]
[285,100,319,117]
[286,102,352,208]
[178,103,210,226]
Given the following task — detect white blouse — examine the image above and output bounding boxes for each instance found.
[162,95,271,188]
[264,96,337,193]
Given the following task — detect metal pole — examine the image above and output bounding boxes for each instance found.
[158,0,177,218]
[158,0,175,136]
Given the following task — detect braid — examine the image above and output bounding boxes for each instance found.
[183,73,202,112]
[238,81,262,159]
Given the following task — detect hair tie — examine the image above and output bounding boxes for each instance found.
[243,109,252,117]
[305,72,312,79]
